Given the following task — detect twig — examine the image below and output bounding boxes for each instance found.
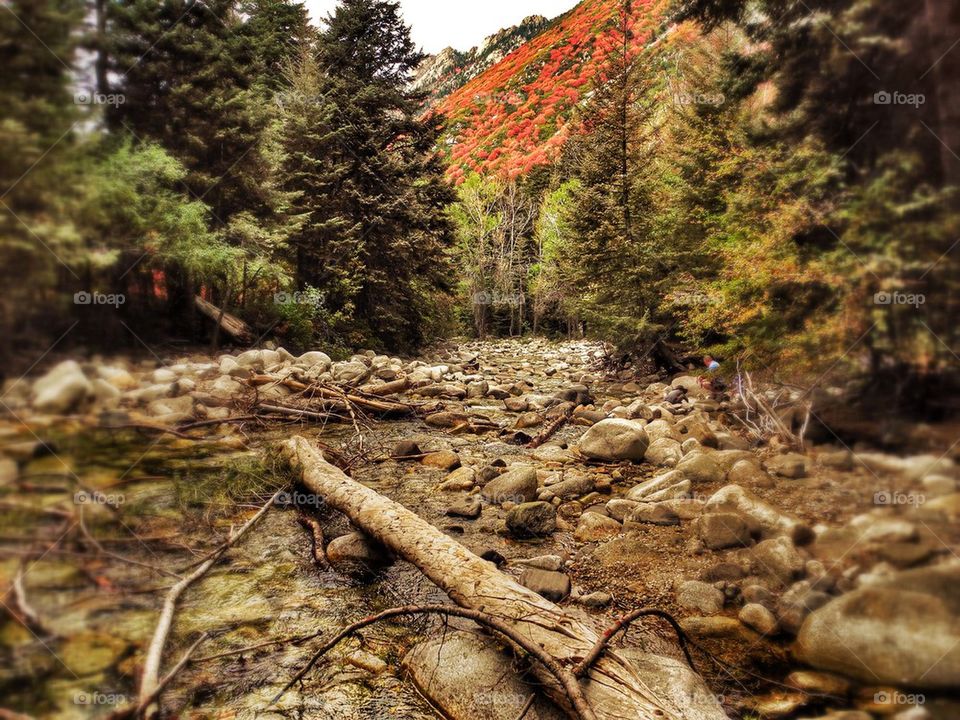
[98,423,196,440]
[6,567,51,636]
[527,408,574,449]
[176,415,260,431]
[515,693,536,720]
[297,513,328,568]
[572,608,693,678]
[107,633,209,720]
[136,491,280,720]
[273,604,597,720]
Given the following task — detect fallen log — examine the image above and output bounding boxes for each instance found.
[194,295,254,344]
[281,436,726,720]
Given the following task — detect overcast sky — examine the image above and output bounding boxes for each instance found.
[303,0,578,54]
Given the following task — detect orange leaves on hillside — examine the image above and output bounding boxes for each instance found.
[438,0,671,182]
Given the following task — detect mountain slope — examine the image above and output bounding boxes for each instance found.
[412,15,553,101]
[434,0,676,182]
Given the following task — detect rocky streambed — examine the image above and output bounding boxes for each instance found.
[1,337,958,719]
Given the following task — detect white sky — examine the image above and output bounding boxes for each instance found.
[303,0,578,54]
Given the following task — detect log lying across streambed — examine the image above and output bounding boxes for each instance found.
[281,435,728,720]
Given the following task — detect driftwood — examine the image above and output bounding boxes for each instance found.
[527,408,574,449]
[282,436,711,720]
[194,295,254,344]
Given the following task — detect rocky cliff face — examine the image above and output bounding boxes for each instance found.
[411,15,552,101]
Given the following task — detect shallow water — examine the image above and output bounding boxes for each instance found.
[0,422,440,719]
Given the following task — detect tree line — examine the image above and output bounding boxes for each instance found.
[1,0,452,367]
[449,0,959,411]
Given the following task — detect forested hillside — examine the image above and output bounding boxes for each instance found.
[441,0,960,416]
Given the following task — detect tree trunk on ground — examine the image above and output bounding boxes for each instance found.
[282,436,721,720]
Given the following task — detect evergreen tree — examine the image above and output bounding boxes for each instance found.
[0,0,84,359]
[281,0,454,351]
[239,0,315,90]
[105,0,279,230]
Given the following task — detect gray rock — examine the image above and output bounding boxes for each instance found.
[739,603,778,635]
[617,649,729,720]
[296,351,332,370]
[765,453,809,479]
[626,470,690,502]
[777,581,832,635]
[706,484,813,544]
[482,465,538,504]
[440,468,477,492]
[402,631,565,720]
[626,503,680,526]
[446,496,482,519]
[605,498,640,522]
[676,452,725,484]
[578,419,649,462]
[796,565,960,688]
[677,580,725,613]
[578,591,613,609]
[32,360,93,414]
[751,537,804,584]
[728,459,774,487]
[573,513,621,542]
[517,555,564,571]
[520,568,571,602]
[697,513,751,550]
[644,437,683,467]
[326,532,391,574]
[506,502,557,538]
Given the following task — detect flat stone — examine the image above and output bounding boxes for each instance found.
[446,496,482,519]
[698,513,751,550]
[573,513,621,542]
[765,453,809,479]
[519,568,571,602]
[506,502,557,538]
[421,450,461,470]
[677,580,725,613]
[440,466,476,491]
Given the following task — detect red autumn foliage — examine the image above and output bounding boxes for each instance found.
[435,0,673,182]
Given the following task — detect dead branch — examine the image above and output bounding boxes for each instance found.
[527,408,574,449]
[137,491,280,720]
[5,567,51,636]
[107,633,208,720]
[572,608,694,678]
[272,604,597,720]
[297,513,328,568]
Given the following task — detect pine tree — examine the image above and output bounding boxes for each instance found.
[105,0,278,229]
[239,0,315,90]
[282,0,454,351]
[0,0,84,359]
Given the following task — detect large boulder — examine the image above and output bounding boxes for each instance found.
[482,465,538,504]
[796,564,960,688]
[578,419,649,462]
[32,360,93,414]
[402,631,566,720]
[325,532,391,575]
